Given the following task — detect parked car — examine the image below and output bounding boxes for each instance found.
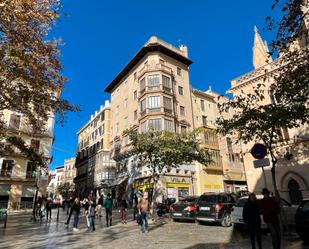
[170,196,199,222]
[195,193,236,227]
[156,198,176,217]
[295,199,309,243]
[231,195,298,229]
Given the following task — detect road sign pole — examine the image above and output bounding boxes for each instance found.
[262,166,267,188]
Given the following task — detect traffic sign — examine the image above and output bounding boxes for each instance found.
[251,143,267,159]
[253,158,270,168]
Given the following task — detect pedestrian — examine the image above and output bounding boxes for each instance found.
[65,197,74,225]
[138,191,149,233]
[88,199,96,231]
[133,193,138,221]
[97,194,104,217]
[103,193,113,227]
[259,188,281,249]
[243,193,262,249]
[72,197,81,231]
[46,197,52,221]
[83,198,90,229]
[120,196,128,224]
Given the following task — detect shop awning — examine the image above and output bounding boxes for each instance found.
[109,176,128,187]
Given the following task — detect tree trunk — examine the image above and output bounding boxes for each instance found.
[270,159,280,201]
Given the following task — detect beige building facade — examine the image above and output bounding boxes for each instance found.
[229,27,309,204]
[0,109,54,210]
[63,157,76,185]
[74,100,116,197]
[105,36,197,202]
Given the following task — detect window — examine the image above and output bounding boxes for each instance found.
[140,77,146,92]
[181,126,187,133]
[124,81,128,90]
[180,106,185,116]
[124,117,128,128]
[140,98,146,113]
[149,119,161,131]
[30,139,40,153]
[124,98,128,108]
[163,97,172,111]
[164,119,174,132]
[116,105,119,115]
[140,121,147,133]
[147,74,160,87]
[100,112,105,121]
[178,86,183,95]
[1,160,14,177]
[9,114,21,129]
[134,90,137,100]
[200,100,205,111]
[202,116,207,126]
[177,67,181,76]
[148,96,160,112]
[162,75,171,89]
[134,110,137,120]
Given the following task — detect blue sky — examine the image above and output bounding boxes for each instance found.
[50,0,277,169]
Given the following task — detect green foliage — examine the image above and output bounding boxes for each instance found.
[0,0,79,162]
[57,182,75,199]
[129,129,211,175]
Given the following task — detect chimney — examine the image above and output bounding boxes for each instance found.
[179,45,188,57]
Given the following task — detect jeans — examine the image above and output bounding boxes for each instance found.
[267,223,281,249]
[88,216,95,231]
[46,208,52,220]
[247,223,262,249]
[106,208,112,226]
[140,212,148,232]
[73,213,79,228]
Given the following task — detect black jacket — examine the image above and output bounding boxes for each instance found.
[243,200,261,225]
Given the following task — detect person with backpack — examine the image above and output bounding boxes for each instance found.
[103,193,113,227]
[88,199,96,231]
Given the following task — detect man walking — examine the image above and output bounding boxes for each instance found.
[104,193,113,227]
[88,199,96,231]
[260,188,281,249]
[243,193,262,249]
[138,191,149,233]
[120,196,128,224]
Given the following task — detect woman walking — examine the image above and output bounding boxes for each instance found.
[72,197,81,231]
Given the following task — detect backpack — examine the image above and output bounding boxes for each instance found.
[89,205,96,217]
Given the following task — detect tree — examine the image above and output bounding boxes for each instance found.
[129,129,211,205]
[57,182,75,200]
[217,0,308,201]
[0,0,78,165]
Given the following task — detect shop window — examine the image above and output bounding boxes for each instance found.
[1,160,14,177]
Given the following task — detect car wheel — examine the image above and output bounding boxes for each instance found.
[221,213,232,227]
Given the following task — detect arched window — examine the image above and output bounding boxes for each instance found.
[288,179,303,205]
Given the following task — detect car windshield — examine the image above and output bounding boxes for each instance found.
[198,195,217,203]
[234,198,248,207]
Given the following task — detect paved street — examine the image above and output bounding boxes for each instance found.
[0,209,308,249]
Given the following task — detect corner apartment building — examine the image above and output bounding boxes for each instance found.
[74,100,116,197]
[0,110,54,210]
[191,88,247,195]
[63,157,76,185]
[229,27,309,204]
[104,36,196,202]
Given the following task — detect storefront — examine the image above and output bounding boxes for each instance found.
[0,184,11,209]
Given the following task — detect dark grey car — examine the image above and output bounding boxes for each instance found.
[196,193,236,227]
[170,196,199,222]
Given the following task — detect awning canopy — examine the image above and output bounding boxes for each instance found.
[109,176,128,187]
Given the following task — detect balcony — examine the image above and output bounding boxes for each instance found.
[138,63,173,79]
[139,85,174,98]
[140,107,174,119]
